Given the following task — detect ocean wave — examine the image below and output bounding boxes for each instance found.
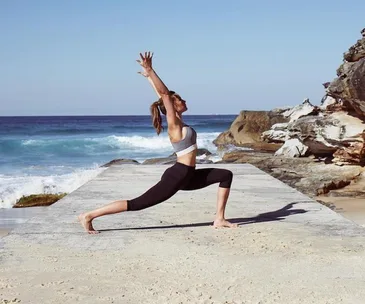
[22,139,42,146]
[0,167,105,208]
[106,135,172,150]
[3,132,220,154]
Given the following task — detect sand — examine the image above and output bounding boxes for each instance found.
[317,196,365,227]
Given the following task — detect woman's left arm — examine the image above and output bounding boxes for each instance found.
[138,71,161,98]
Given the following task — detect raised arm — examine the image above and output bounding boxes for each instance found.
[137,52,177,122]
[138,71,161,98]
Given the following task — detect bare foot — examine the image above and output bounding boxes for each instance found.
[78,214,99,234]
[213,218,238,228]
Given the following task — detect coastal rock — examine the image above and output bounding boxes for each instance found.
[219,150,365,199]
[196,148,212,156]
[343,29,365,62]
[328,59,365,115]
[282,99,318,123]
[319,96,337,111]
[262,105,365,163]
[143,156,176,165]
[143,155,213,165]
[261,123,289,143]
[327,29,365,118]
[13,193,67,208]
[143,149,214,165]
[101,159,140,167]
[332,135,365,165]
[236,142,283,152]
[213,110,288,147]
[169,148,212,157]
[274,138,309,158]
[288,112,365,162]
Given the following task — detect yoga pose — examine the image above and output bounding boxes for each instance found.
[78,52,237,234]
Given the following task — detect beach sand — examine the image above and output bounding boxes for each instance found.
[0,229,9,238]
[317,196,365,227]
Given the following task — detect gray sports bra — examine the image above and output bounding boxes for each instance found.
[171,124,197,157]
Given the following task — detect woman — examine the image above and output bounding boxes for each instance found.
[78,52,237,234]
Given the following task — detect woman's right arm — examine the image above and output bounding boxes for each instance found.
[137,52,177,123]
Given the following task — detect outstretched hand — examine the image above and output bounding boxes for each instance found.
[137,70,149,78]
[137,51,153,76]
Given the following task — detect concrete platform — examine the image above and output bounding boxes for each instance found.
[1,164,365,304]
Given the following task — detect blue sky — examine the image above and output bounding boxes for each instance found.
[1,0,364,115]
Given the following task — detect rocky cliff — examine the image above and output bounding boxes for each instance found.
[216,28,365,165]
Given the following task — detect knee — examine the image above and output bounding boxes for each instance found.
[126,200,142,211]
[220,169,233,188]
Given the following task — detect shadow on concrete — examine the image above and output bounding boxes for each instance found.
[99,202,307,232]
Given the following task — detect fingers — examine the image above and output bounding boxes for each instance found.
[139,51,153,60]
[137,71,148,77]
[137,51,153,65]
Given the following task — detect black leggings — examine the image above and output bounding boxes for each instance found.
[127,162,233,211]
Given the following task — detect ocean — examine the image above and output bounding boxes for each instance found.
[0,115,237,208]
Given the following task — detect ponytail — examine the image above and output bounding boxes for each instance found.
[150,100,164,135]
[149,91,175,135]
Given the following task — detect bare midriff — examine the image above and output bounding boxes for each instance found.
[176,149,197,167]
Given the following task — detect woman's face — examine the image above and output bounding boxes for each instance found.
[173,95,187,114]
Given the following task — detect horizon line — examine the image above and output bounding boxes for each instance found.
[0,113,242,117]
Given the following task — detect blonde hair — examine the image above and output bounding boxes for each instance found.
[150,91,176,135]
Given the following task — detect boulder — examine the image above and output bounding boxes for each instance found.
[282,99,318,123]
[101,159,140,167]
[143,156,176,165]
[328,59,365,114]
[262,122,289,143]
[327,28,365,118]
[274,138,309,158]
[142,156,213,165]
[262,99,321,144]
[213,110,288,147]
[289,112,365,163]
[169,148,212,157]
[343,30,365,62]
[319,96,337,111]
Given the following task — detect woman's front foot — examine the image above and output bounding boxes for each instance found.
[213,218,238,228]
[78,213,99,234]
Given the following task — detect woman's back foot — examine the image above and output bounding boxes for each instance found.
[78,214,99,234]
[213,218,238,228]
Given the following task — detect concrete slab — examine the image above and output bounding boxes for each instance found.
[0,207,49,237]
[1,164,365,304]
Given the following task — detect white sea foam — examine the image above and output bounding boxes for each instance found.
[0,167,105,208]
[106,135,172,150]
[22,139,43,145]
[19,132,222,155]
[100,133,221,151]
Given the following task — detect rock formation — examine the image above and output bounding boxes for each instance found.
[217,28,365,165]
[213,110,288,148]
[326,28,365,118]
